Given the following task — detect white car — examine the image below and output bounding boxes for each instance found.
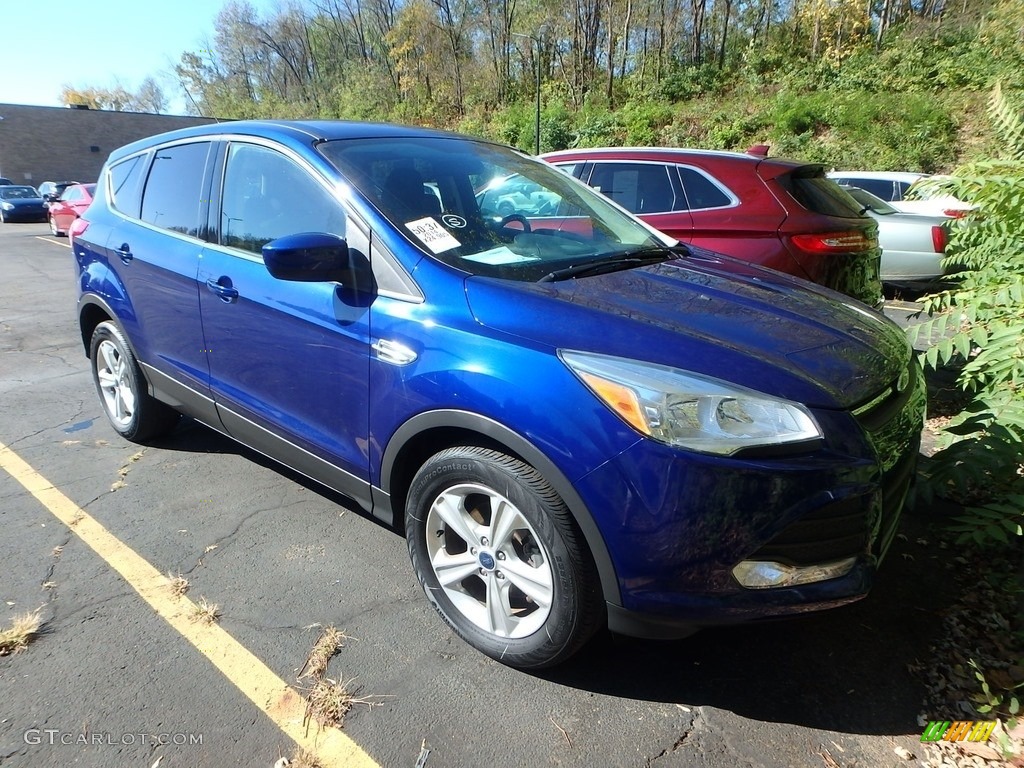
[827,171,972,218]
[841,185,953,283]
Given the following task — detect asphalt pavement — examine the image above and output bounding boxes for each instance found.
[0,222,955,767]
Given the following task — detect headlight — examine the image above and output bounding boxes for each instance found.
[0,202,13,211]
[560,351,822,456]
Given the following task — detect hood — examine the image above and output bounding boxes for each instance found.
[465,250,910,410]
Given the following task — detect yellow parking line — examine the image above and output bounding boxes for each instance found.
[34,236,70,248]
[0,441,379,768]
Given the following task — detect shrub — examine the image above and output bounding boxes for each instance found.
[909,84,1024,546]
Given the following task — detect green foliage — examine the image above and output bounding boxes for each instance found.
[912,86,1024,546]
[618,102,675,145]
[969,659,1023,718]
[658,63,729,102]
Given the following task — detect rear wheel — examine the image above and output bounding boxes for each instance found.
[406,446,603,669]
[49,215,62,236]
[89,321,179,442]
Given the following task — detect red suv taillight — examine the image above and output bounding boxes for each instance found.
[790,230,875,254]
[931,225,947,254]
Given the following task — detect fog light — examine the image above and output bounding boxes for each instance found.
[732,557,857,589]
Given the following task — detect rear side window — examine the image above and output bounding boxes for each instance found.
[784,169,864,218]
[108,155,146,217]
[141,142,211,237]
[676,167,732,210]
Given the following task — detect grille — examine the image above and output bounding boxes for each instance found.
[748,359,924,567]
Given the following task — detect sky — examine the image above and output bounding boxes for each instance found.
[0,0,276,116]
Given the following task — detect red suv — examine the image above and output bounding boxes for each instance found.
[541,148,882,306]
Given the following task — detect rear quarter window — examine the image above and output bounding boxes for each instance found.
[783,169,864,218]
[108,155,146,217]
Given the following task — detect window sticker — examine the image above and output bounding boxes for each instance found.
[463,246,538,265]
[441,213,467,229]
[406,217,461,254]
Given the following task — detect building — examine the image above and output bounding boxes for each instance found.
[0,103,217,186]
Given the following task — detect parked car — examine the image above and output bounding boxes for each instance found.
[74,121,925,669]
[48,183,94,236]
[38,180,80,207]
[541,147,883,307]
[0,177,14,185]
[477,176,561,217]
[841,185,952,283]
[827,171,972,218]
[0,185,48,223]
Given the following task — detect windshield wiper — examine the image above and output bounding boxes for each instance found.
[537,247,676,283]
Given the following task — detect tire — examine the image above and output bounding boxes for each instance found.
[89,321,179,442]
[406,446,603,669]
[49,215,63,237]
[0,211,5,224]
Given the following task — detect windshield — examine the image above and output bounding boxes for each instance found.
[318,136,669,281]
[0,186,40,199]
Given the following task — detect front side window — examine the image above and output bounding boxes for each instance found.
[587,162,677,214]
[318,137,666,282]
[141,142,211,237]
[220,143,346,255]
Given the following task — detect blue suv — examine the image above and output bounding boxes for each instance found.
[73,121,926,668]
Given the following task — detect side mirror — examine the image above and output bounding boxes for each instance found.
[262,232,351,282]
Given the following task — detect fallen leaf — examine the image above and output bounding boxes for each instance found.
[956,741,1001,760]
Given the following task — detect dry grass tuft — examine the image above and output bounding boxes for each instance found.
[303,678,359,730]
[166,572,189,597]
[298,626,348,681]
[189,596,220,624]
[0,612,43,656]
[278,750,325,768]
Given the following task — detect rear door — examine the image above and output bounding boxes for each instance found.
[105,140,218,424]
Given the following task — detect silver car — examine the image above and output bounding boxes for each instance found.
[841,186,952,284]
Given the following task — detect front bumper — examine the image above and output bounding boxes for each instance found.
[578,359,926,638]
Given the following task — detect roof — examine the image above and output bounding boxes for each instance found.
[107,120,493,164]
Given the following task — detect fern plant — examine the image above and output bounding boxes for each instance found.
[908,84,1024,545]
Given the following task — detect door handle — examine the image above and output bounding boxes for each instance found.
[205,277,239,303]
[116,243,133,264]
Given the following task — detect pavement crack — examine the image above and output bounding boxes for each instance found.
[183,499,296,572]
[647,710,700,766]
[108,447,148,492]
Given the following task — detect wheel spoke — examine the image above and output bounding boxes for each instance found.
[432,491,479,546]
[120,385,136,418]
[501,558,554,608]
[489,497,525,552]
[431,549,479,588]
[97,370,117,390]
[484,574,515,637]
[100,343,118,375]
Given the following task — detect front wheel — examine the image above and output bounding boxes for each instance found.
[406,446,603,669]
[89,321,179,442]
